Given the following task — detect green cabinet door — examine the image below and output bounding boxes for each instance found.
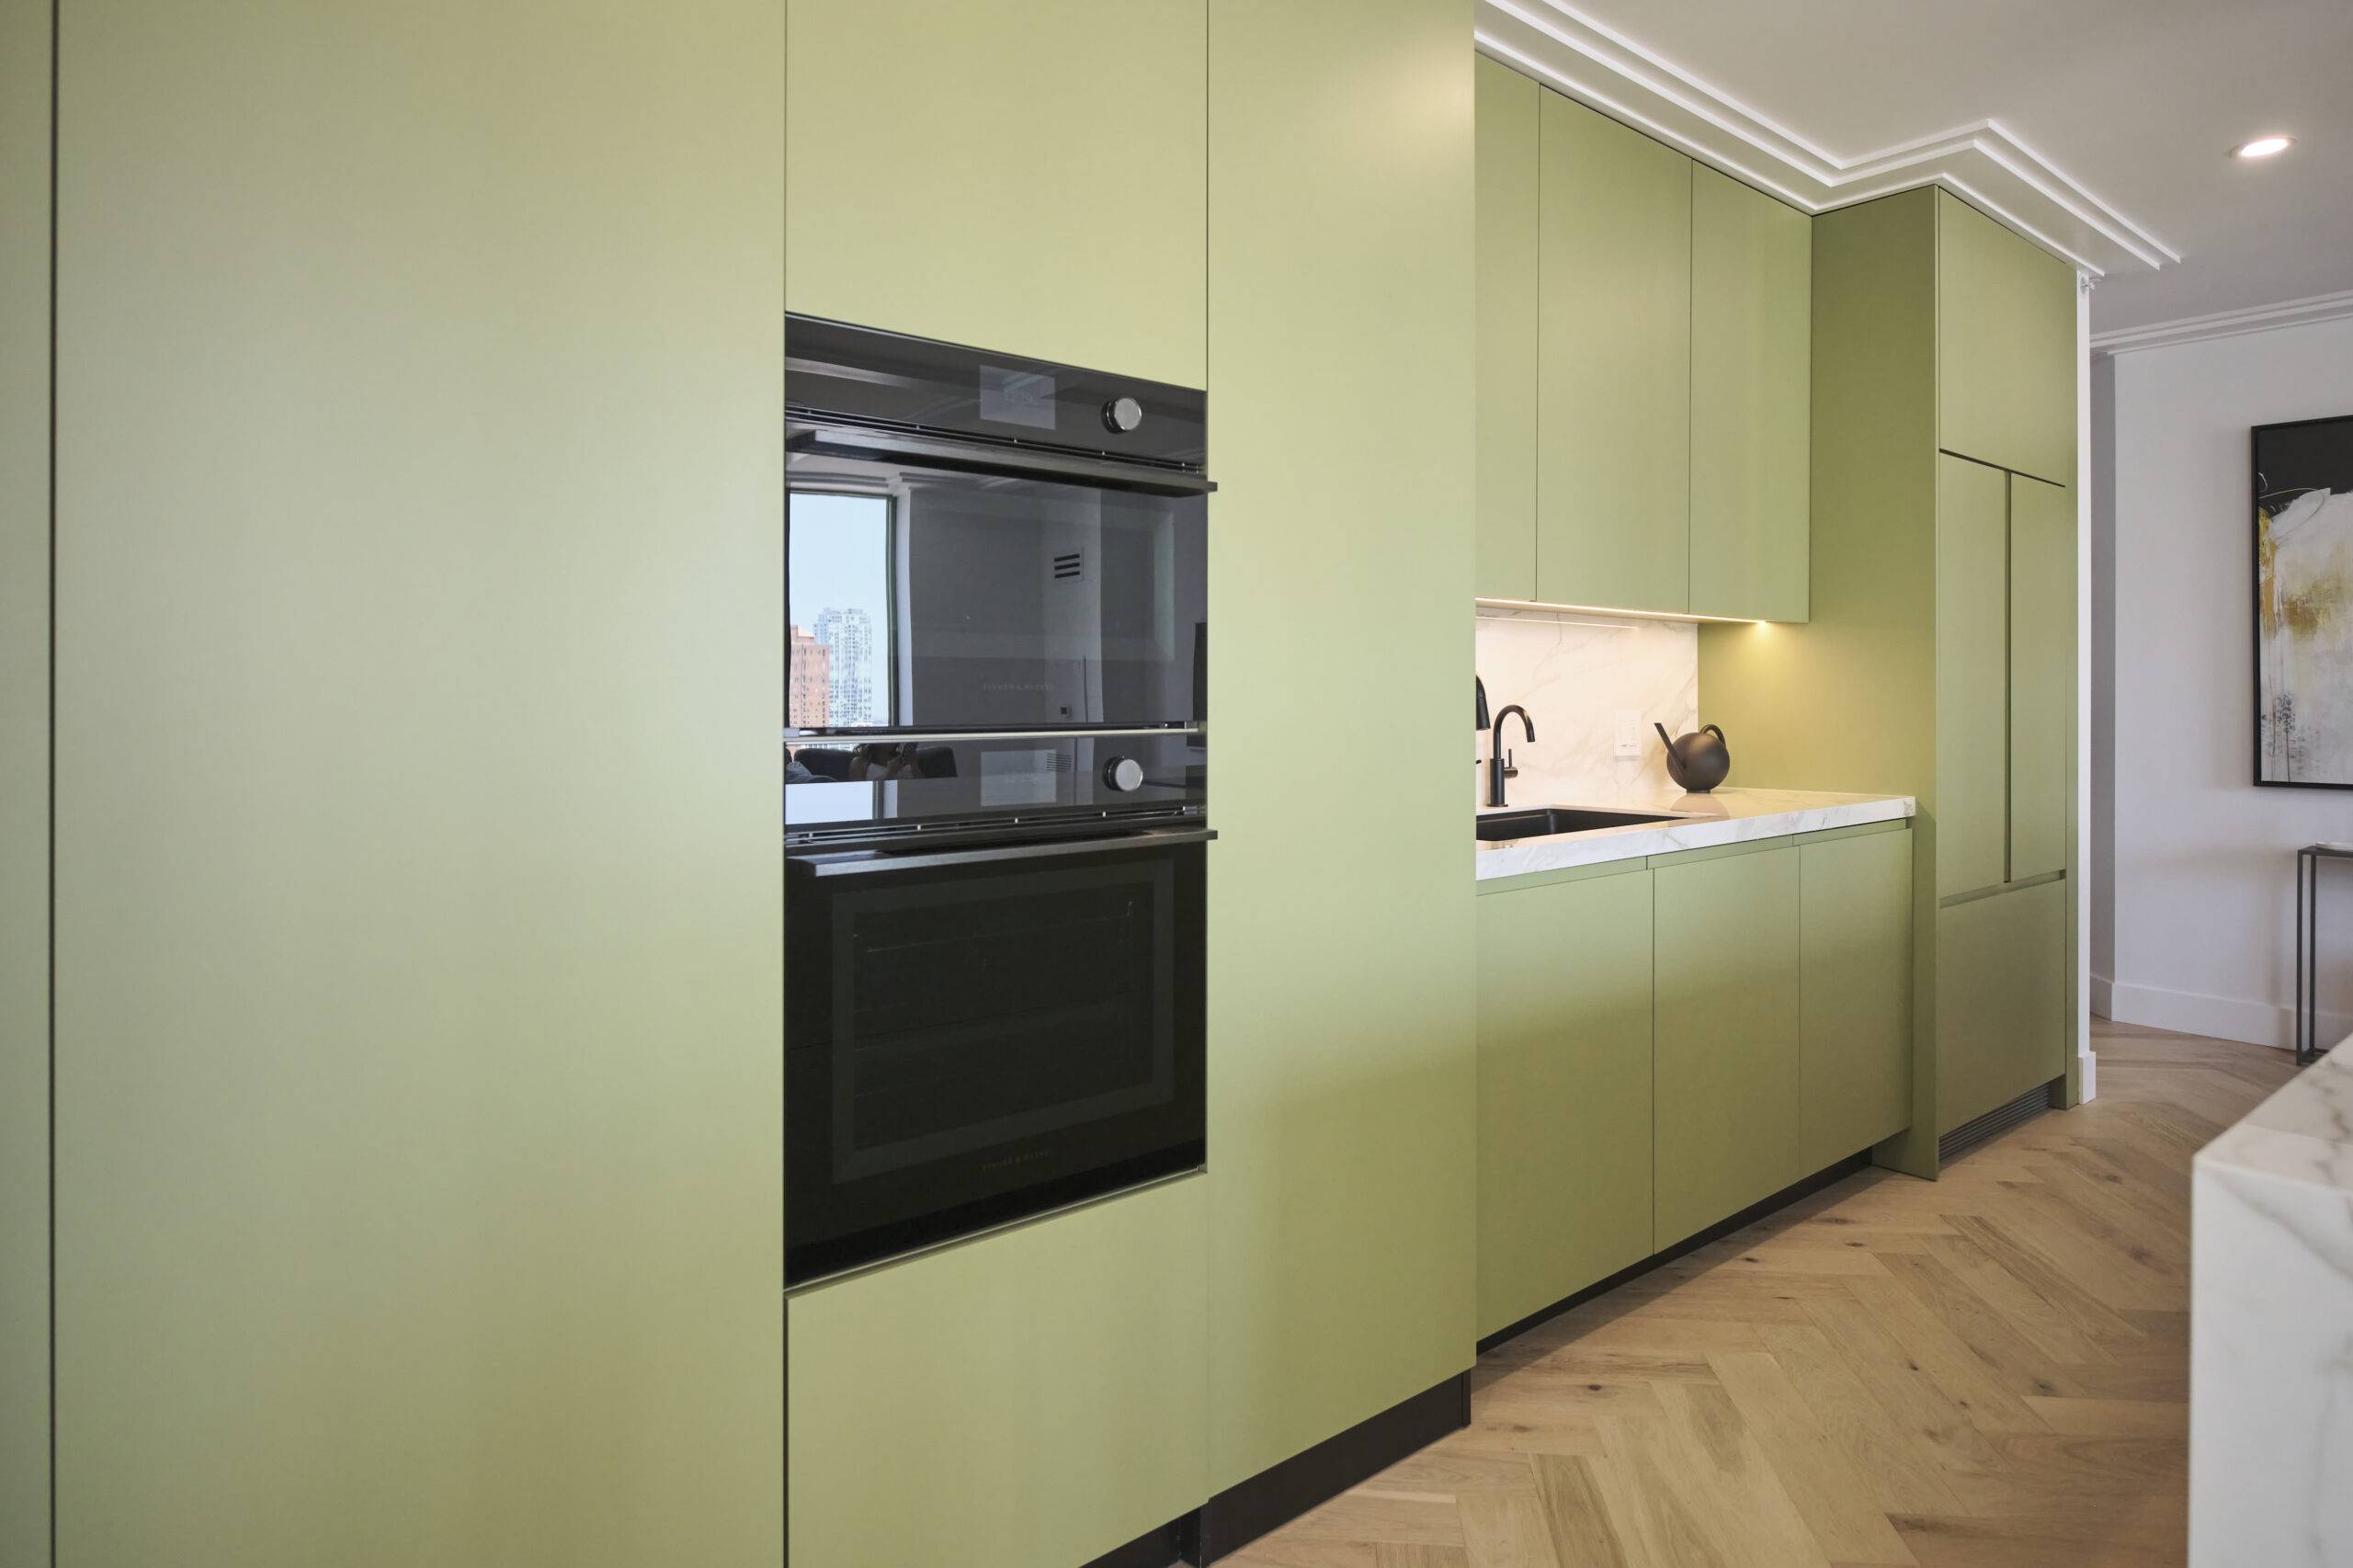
[1475,55,1539,600]
[1799,826,1914,1170]
[1937,880,2067,1132]
[788,1178,1209,1568]
[2010,475,2074,881]
[1689,166,1811,622]
[1936,190,2078,487]
[1654,843,1802,1248]
[787,1,1207,385]
[1537,91,1690,612]
[1476,867,1655,1339]
[51,3,785,1562]
[1935,454,2009,898]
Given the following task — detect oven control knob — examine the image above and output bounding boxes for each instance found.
[1102,395,1143,434]
[1102,756,1145,792]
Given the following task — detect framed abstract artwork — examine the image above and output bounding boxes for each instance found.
[2256,415,2353,788]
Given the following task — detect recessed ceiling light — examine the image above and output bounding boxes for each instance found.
[2234,135,2294,160]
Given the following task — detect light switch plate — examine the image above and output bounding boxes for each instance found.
[1614,711,1642,758]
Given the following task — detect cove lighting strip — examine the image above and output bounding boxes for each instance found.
[1476,596,1766,626]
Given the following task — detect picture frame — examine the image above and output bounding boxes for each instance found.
[2254,414,2353,790]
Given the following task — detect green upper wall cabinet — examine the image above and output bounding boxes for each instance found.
[787,1,1207,386]
[788,1179,1209,1568]
[1475,55,1539,601]
[2010,474,2075,882]
[1477,62,1810,620]
[51,2,784,1562]
[1800,827,1914,1170]
[1538,90,1690,614]
[1476,867,1654,1340]
[1689,165,1811,622]
[1653,843,1803,1248]
[1934,453,2010,899]
[1936,189,2077,487]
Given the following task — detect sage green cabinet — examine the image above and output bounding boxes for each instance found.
[1475,867,1655,1339]
[1537,91,1689,614]
[788,1178,1209,1568]
[1653,844,1803,1248]
[1938,880,2068,1132]
[1689,165,1811,623]
[51,2,784,1561]
[787,0,1207,385]
[1937,189,2077,487]
[1934,454,2011,898]
[2010,474,2075,881]
[1800,827,1914,1169]
[1936,455,2076,898]
[1475,54,1539,601]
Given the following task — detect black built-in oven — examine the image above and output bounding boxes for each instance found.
[784,317,1210,1284]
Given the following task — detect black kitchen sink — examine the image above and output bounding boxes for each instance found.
[1474,807,1677,843]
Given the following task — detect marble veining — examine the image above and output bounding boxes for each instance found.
[2190,1042,2353,1566]
[1473,787,1916,881]
[1473,606,1696,806]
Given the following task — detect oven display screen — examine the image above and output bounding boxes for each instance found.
[978,365,1056,430]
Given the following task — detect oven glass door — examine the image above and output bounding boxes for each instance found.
[785,837,1205,1283]
[787,450,1207,733]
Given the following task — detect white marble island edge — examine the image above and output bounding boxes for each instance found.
[1473,786,1917,881]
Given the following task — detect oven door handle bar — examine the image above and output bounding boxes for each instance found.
[789,826,1216,879]
[788,421,1212,498]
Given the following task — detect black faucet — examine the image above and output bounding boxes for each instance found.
[1486,703,1534,809]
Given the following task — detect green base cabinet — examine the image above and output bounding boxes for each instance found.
[1653,843,1803,1248]
[787,1179,1210,1568]
[1938,880,2068,1133]
[1475,866,1655,1339]
[1799,826,1914,1169]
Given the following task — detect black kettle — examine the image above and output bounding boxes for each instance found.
[1655,722,1730,793]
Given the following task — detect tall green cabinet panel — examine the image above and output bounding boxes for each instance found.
[1800,827,1914,1170]
[0,0,51,1556]
[1207,0,1475,1491]
[1475,54,1539,600]
[1653,844,1802,1247]
[1936,189,2077,487]
[1938,881,2067,1132]
[1689,166,1811,623]
[2011,475,2075,882]
[787,0,1207,386]
[1934,454,2009,898]
[1476,869,1655,1340]
[787,1179,1210,1568]
[1537,93,1690,613]
[51,5,784,1562]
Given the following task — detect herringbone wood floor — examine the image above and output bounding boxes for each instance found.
[1230,1021,2296,1568]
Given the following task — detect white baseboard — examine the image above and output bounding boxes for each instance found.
[2102,978,2345,1051]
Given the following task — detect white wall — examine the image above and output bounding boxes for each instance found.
[2104,315,2353,1049]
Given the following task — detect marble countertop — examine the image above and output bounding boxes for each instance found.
[2189,1043,2353,1564]
[1473,787,1915,881]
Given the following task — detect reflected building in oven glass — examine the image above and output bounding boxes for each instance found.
[789,624,831,729]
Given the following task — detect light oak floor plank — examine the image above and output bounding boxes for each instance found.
[1233,1022,2291,1566]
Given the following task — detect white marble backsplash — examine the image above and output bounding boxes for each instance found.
[1473,606,1698,806]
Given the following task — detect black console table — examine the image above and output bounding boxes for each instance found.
[2296,844,2353,1066]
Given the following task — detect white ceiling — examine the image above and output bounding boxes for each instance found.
[1477,0,2353,337]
